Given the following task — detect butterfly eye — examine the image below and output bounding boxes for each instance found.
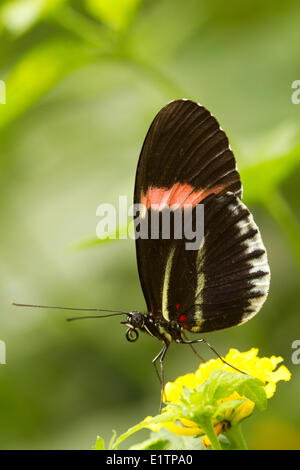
[129,312,144,328]
[126,328,139,342]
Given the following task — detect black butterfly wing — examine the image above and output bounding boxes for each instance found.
[135,99,242,201]
[134,99,269,332]
[165,193,270,332]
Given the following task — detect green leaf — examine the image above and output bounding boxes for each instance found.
[167,370,266,435]
[68,225,130,252]
[85,0,142,32]
[108,430,117,450]
[0,38,91,131]
[93,435,105,450]
[264,190,300,273]
[209,370,267,411]
[111,411,179,449]
[130,436,170,450]
[240,123,300,204]
[129,429,205,451]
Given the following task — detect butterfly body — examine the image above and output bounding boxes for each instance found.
[124,311,182,344]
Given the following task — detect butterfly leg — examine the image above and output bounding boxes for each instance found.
[181,338,245,374]
[187,343,206,363]
[152,343,168,412]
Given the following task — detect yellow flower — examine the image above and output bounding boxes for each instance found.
[165,348,290,402]
[146,348,291,443]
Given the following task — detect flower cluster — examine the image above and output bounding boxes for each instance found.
[100,348,291,450]
[146,348,291,447]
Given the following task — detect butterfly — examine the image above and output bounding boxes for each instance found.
[13,99,270,406]
[125,99,270,393]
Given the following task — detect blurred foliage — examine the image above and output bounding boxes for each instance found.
[0,0,299,450]
[86,0,142,32]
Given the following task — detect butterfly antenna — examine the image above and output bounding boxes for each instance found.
[11,301,128,321]
[66,314,126,322]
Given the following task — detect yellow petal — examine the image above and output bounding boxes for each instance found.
[267,365,291,384]
[270,355,284,368]
[231,400,255,425]
[164,421,203,436]
[147,418,204,436]
[179,417,197,427]
[265,382,276,398]
[164,373,198,403]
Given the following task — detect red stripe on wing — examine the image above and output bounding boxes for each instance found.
[141,183,225,209]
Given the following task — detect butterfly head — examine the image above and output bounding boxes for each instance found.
[121,311,144,342]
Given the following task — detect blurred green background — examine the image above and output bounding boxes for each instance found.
[0,0,300,450]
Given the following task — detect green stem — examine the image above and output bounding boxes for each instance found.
[124,53,192,99]
[225,424,248,450]
[53,6,113,52]
[264,189,300,274]
[111,412,179,449]
[111,421,148,450]
[200,418,222,450]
